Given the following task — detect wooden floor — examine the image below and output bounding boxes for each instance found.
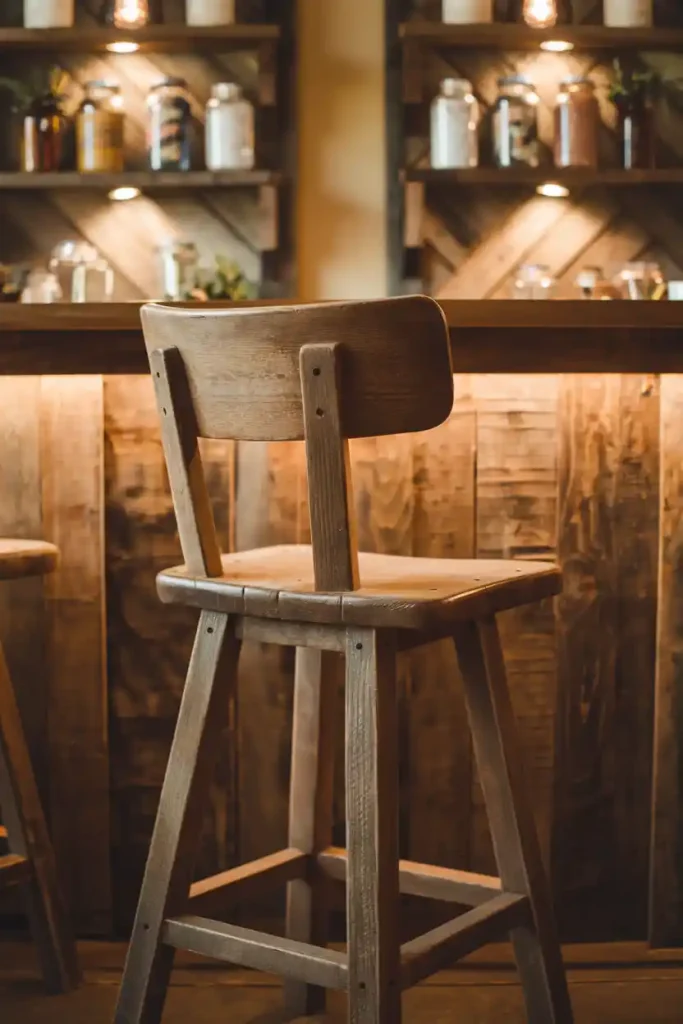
[2,941,683,1023]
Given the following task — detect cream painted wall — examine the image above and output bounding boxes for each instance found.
[296,0,387,301]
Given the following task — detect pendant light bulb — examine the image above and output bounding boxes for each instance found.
[111,0,150,29]
[523,0,558,28]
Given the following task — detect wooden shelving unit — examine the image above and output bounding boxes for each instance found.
[399,22,683,51]
[0,23,279,52]
[0,170,283,190]
[404,168,683,186]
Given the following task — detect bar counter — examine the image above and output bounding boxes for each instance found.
[0,300,681,951]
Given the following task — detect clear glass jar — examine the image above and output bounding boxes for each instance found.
[430,78,479,170]
[205,83,255,171]
[76,81,125,173]
[512,264,555,299]
[442,0,493,22]
[493,75,539,168]
[157,240,198,299]
[615,261,666,300]
[49,240,114,302]
[554,76,599,169]
[148,77,191,172]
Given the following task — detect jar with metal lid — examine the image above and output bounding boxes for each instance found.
[76,81,125,173]
[205,83,255,171]
[554,76,599,169]
[493,75,539,168]
[147,77,191,171]
[430,78,479,169]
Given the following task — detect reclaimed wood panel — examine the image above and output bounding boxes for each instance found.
[40,376,110,935]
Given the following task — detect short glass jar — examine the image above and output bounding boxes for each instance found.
[76,81,125,173]
[431,78,479,169]
[205,83,255,171]
[147,77,192,171]
[554,76,599,169]
[512,264,555,299]
[493,75,539,168]
[157,240,199,299]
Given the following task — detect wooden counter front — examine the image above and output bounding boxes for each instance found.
[0,301,680,950]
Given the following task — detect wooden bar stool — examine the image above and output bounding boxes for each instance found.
[0,539,80,993]
[115,297,573,1024]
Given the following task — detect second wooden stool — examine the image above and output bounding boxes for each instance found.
[115,296,573,1024]
[0,538,80,993]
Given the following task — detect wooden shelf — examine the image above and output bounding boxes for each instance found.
[0,24,280,53]
[404,167,683,186]
[400,22,683,51]
[0,170,282,190]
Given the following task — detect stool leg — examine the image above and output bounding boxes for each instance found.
[345,629,401,1024]
[0,641,79,994]
[453,617,573,1024]
[284,647,339,1017]
[114,611,240,1024]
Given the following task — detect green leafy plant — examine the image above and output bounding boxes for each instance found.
[608,59,659,106]
[0,66,68,113]
[185,255,256,301]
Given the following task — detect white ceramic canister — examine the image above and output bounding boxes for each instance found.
[205,83,255,170]
[603,0,652,27]
[186,0,235,26]
[442,0,493,23]
[24,0,74,28]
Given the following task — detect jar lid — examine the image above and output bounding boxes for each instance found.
[560,75,594,86]
[498,74,535,89]
[212,82,243,100]
[84,80,120,92]
[150,77,188,90]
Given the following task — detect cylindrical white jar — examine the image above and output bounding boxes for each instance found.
[24,0,74,28]
[431,78,479,169]
[603,0,652,27]
[205,83,255,171]
[442,0,493,23]
[186,0,235,26]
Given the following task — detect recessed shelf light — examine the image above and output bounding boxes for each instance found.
[536,182,569,198]
[108,186,141,201]
[106,41,140,53]
[540,40,575,52]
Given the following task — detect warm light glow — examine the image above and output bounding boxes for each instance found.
[112,0,150,29]
[523,0,558,29]
[536,182,569,198]
[106,41,140,53]
[540,39,574,52]
[108,186,141,202]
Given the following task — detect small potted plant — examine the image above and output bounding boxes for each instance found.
[0,67,72,173]
[185,255,256,301]
[608,60,658,170]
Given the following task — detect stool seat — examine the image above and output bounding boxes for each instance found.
[156,544,562,628]
[0,539,59,580]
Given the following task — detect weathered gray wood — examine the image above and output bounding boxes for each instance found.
[346,628,401,1024]
[114,612,240,1024]
[454,618,573,1024]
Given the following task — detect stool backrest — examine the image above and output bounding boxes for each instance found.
[141,296,453,591]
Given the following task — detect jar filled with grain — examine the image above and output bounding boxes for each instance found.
[76,82,125,173]
[554,76,599,168]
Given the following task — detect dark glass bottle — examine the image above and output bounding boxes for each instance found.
[617,96,656,169]
[22,92,70,172]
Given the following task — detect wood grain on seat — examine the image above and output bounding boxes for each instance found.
[0,540,58,580]
[156,545,561,629]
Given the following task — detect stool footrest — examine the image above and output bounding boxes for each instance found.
[0,853,31,889]
[162,915,348,990]
[188,847,307,916]
[401,892,530,990]
[317,846,502,906]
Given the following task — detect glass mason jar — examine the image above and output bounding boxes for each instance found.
[493,75,539,168]
[554,76,599,168]
[442,0,493,22]
[430,78,479,170]
[187,0,235,24]
[23,92,70,172]
[512,264,555,299]
[148,78,191,171]
[157,240,198,299]
[76,82,125,173]
[603,0,652,27]
[205,83,255,171]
